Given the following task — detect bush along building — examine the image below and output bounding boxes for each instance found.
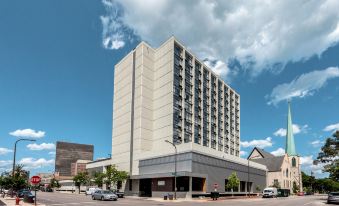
[87,37,267,198]
[248,102,303,193]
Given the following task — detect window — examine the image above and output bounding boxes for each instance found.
[292,157,296,167]
[286,169,289,177]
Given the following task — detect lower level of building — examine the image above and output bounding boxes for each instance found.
[87,151,267,198]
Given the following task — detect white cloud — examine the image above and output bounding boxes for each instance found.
[274,124,308,137]
[267,67,339,105]
[310,140,324,147]
[270,148,285,156]
[239,151,248,157]
[300,155,314,166]
[48,151,56,155]
[0,148,13,155]
[19,158,54,170]
[240,137,272,149]
[323,123,339,132]
[103,0,339,78]
[0,160,12,168]
[26,143,55,151]
[9,128,45,138]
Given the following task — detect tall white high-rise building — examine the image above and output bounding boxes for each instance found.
[88,37,266,197]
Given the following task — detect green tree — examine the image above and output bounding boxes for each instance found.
[104,165,128,190]
[12,165,29,191]
[50,178,60,189]
[315,130,339,181]
[302,171,315,191]
[73,172,90,194]
[93,172,105,188]
[292,181,299,193]
[226,172,240,197]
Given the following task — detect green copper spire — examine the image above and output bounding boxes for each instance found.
[286,101,297,156]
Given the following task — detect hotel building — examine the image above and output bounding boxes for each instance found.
[87,37,267,197]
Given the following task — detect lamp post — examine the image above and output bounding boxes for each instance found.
[165,140,177,200]
[11,138,36,197]
[12,139,36,176]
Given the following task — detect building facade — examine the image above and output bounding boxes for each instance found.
[55,141,94,179]
[107,37,267,197]
[248,102,303,192]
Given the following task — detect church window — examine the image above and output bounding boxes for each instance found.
[292,157,296,167]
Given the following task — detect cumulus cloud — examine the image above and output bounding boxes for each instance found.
[300,155,328,175]
[267,67,339,105]
[274,124,308,137]
[270,148,285,156]
[0,160,12,168]
[27,143,55,151]
[9,129,45,138]
[311,140,324,147]
[323,123,339,132]
[0,148,13,155]
[239,151,248,157]
[102,0,339,78]
[48,151,56,156]
[100,0,136,50]
[19,158,54,170]
[240,137,272,148]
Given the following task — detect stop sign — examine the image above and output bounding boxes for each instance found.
[30,176,41,185]
[214,183,219,188]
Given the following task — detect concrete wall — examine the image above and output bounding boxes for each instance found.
[138,151,267,193]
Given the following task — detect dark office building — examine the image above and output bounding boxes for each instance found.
[55,141,94,177]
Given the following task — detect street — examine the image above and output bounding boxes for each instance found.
[36,192,330,206]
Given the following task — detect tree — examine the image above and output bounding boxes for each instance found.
[50,178,60,189]
[302,171,315,191]
[93,172,105,188]
[270,181,281,189]
[12,165,29,191]
[292,181,299,193]
[255,185,261,193]
[315,130,339,181]
[73,172,90,194]
[104,165,128,190]
[226,172,240,197]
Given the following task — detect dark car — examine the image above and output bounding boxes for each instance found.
[111,189,124,198]
[17,189,30,198]
[327,192,339,204]
[23,192,35,203]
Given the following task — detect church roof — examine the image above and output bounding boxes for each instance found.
[250,156,285,172]
[286,101,297,156]
[254,147,275,158]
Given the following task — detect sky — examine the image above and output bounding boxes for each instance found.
[0,0,338,178]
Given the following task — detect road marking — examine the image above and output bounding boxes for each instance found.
[303,202,313,205]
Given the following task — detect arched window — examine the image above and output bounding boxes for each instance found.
[292,157,296,167]
[286,169,289,177]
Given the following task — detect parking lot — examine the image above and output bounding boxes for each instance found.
[35,192,329,206]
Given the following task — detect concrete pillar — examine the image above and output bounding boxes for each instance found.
[186,176,192,199]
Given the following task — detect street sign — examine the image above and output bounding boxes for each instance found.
[30,176,41,185]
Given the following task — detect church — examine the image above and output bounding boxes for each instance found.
[248,102,303,192]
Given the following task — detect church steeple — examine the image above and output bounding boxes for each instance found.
[286,101,297,156]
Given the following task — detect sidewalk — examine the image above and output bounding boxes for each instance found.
[0,197,45,206]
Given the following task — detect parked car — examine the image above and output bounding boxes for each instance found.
[17,189,31,198]
[327,192,339,204]
[297,192,305,196]
[92,190,118,201]
[262,187,278,198]
[86,187,100,196]
[111,189,124,198]
[23,192,35,203]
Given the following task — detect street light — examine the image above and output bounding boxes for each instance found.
[12,138,36,177]
[165,140,178,200]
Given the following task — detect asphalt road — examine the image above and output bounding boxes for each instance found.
[37,192,329,206]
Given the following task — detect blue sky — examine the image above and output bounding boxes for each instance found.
[0,0,338,178]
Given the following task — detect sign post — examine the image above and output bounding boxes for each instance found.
[30,176,41,206]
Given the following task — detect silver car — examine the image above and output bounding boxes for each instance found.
[327,192,339,204]
[92,190,118,201]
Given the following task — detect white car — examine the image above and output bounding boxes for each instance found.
[86,188,100,196]
[262,187,278,198]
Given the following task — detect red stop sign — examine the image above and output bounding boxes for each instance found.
[30,176,41,184]
[214,183,219,188]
